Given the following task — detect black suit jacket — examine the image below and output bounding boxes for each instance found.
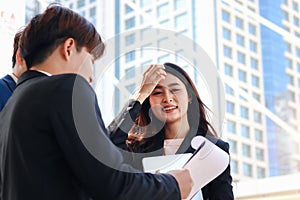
[109,101,234,200]
[0,70,180,200]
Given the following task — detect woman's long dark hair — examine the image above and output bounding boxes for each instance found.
[126,62,217,152]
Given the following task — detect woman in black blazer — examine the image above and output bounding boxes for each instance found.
[110,62,234,200]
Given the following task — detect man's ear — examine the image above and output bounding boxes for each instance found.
[16,48,24,66]
[61,38,75,61]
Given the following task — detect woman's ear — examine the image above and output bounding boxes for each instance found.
[61,38,75,61]
[188,94,192,104]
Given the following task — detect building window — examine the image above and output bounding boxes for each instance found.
[286,59,292,70]
[223,27,231,40]
[126,83,136,94]
[283,11,289,20]
[251,75,260,87]
[125,5,134,14]
[226,101,235,114]
[89,7,96,18]
[141,0,153,7]
[257,167,266,178]
[125,50,136,63]
[125,66,135,79]
[250,57,258,69]
[141,60,152,72]
[286,42,291,52]
[238,69,247,82]
[231,160,238,173]
[157,3,169,18]
[252,92,261,102]
[296,47,300,57]
[125,17,135,29]
[224,63,233,76]
[255,129,263,142]
[224,46,232,58]
[293,1,299,11]
[235,17,244,29]
[160,19,170,28]
[237,52,246,64]
[249,40,257,52]
[141,9,153,24]
[293,16,299,26]
[243,163,252,176]
[240,106,249,119]
[242,144,251,157]
[248,23,256,35]
[228,139,237,153]
[125,34,135,46]
[77,0,85,8]
[288,75,294,85]
[256,147,264,161]
[236,34,244,46]
[253,110,262,123]
[174,0,186,10]
[297,63,300,72]
[222,10,230,22]
[241,124,250,138]
[158,54,170,63]
[175,13,188,28]
[227,120,236,134]
[225,84,234,95]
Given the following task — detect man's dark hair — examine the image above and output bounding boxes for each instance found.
[11,29,24,68]
[19,3,105,68]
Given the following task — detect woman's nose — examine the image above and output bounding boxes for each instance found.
[162,90,174,103]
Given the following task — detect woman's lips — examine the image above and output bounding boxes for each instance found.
[162,105,178,112]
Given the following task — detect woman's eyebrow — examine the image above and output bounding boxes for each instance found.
[168,83,180,87]
[154,83,180,89]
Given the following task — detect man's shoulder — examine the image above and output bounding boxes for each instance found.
[48,74,92,93]
[25,73,90,90]
[0,74,13,84]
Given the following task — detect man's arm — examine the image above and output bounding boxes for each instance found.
[51,75,187,200]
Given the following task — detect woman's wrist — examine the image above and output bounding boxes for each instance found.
[133,90,148,104]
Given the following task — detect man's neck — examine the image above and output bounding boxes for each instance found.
[10,73,18,83]
[30,68,52,76]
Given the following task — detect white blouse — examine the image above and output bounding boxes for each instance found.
[163,138,184,155]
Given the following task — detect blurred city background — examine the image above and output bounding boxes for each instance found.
[1,0,300,199]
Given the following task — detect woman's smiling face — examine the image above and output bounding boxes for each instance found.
[149,73,190,125]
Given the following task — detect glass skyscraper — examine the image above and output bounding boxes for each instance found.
[42,0,300,186]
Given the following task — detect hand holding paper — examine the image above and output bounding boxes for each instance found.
[143,136,230,200]
[183,136,230,200]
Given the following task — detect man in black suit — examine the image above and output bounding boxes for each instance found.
[0,4,193,200]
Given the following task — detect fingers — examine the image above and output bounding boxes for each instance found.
[144,64,165,75]
[134,64,167,104]
[143,64,166,85]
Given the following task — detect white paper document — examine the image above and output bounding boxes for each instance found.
[142,136,230,200]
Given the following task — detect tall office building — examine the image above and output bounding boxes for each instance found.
[259,0,300,176]
[55,0,300,183]
[214,0,299,180]
[215,0,269,181]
